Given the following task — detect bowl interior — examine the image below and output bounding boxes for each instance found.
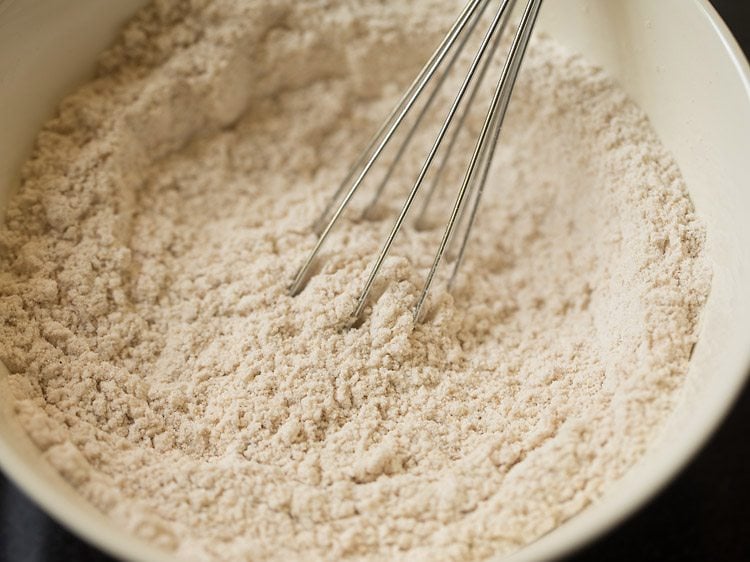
[1,1,749,561]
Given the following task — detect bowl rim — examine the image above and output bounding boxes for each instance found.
[0,1,749,562]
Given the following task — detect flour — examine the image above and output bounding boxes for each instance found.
[0,1,710,561]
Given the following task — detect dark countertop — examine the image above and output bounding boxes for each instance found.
[2,2,749,561]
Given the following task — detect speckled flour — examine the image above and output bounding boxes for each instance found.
[0,1,710,561]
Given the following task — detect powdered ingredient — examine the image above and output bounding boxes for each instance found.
[0,1,710,561]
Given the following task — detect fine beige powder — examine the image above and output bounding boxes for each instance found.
[0,1,710,561]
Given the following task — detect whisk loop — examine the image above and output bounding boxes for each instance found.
[289,0,544,324]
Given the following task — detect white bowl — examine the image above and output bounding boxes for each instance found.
[1,1,749,560]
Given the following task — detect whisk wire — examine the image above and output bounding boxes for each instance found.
[448,2,541,289]
[361,0,492,219]
[290,0,487,296]
[415,0,517,230]
[308,0,488,236]
[414,0,544,321]
[352,0,517,321]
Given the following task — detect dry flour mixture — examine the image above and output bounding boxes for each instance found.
[0,1,710,561]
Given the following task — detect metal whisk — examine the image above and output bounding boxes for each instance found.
[289,0,543,323]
